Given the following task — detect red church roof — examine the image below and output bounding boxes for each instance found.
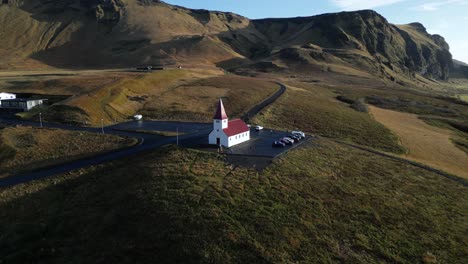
[213,98,228,120]
[223,119,249,136]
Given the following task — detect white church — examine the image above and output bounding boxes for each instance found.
[209,98,250,147]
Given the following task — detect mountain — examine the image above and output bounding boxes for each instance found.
[452,59,468,78]
[454,59,468,68]
[0,0,454,80]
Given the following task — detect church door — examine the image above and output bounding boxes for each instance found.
[216,138,220,146]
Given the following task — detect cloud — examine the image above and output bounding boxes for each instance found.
[330,0,406,10]
[416,0,468,11]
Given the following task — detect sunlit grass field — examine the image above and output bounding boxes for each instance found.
[251,82,404,153]
[369,106,468,178]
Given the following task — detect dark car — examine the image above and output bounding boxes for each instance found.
[289,135,301,142]
[272,140,286,147]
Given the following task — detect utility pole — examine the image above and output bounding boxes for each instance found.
[101,118,105,134]
[39,112,43,128]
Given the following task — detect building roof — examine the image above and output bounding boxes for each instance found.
[1,98,46,102]
[223,119,249,136]
[213,98,228,120]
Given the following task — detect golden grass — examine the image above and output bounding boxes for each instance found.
[251,82,404,153]
[460,95,468,103]
[142,75,279,122]
[64,69,212,125]
[1,68,278,126]
[397,25,437,47]
[3,73,137,95]
[0,126,137,178]
[369,106,468,179]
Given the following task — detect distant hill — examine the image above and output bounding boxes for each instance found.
[454,59,468,68]
[452,59,468,78]
[0,0,454,80]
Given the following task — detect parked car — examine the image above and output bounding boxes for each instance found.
[272,140,286,148]
[280,138,294,145]
[283,137,295,144]
[134,114,143,120]
[255,125,264,131]
[292,130,305,138]
[289,135,301,142]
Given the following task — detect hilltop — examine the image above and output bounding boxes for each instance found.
[0,0,454,81]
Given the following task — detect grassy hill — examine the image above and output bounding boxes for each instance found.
[7,69,280,126]
[0,143,466,263]
[0,126,136,178]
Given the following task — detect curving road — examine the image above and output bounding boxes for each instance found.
[0,82,287,188]
[242,82,286,123]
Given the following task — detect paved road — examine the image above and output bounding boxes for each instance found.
[0,82,287,188]
[109,120,212,134]
[0,124,212,188]
[243,82,286,123]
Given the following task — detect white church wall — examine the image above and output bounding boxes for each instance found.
[227,131,250,147]
[209,130,229,147]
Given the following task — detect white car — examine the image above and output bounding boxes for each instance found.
[292,130,305,138]
[282,137,295,144]
[133,114,143,120]
[255,125,264,131]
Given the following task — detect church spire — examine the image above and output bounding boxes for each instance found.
[213,98,228,120]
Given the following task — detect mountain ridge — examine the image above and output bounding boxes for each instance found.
[0,0,454,81]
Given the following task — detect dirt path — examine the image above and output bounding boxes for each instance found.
[369,106,468,179]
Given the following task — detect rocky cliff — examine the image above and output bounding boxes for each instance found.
[0,0,454,80]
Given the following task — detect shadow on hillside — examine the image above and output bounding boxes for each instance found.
[0,157,204,263]
[15,2,260,69]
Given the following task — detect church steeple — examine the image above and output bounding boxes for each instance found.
[213,98,228,120]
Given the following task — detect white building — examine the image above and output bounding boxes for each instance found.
[209,98,250,147]
[0,92,16,100]
[0,98,46,111]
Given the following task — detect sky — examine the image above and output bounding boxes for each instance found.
[164,0,468,63]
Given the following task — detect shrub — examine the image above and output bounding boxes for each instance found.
[351,98,369,113]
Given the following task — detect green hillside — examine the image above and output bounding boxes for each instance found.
[1,142,466,263]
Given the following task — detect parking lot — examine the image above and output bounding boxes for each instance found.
[228,128,313,158]
[109,121,312,159]
[109,121,212,134]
